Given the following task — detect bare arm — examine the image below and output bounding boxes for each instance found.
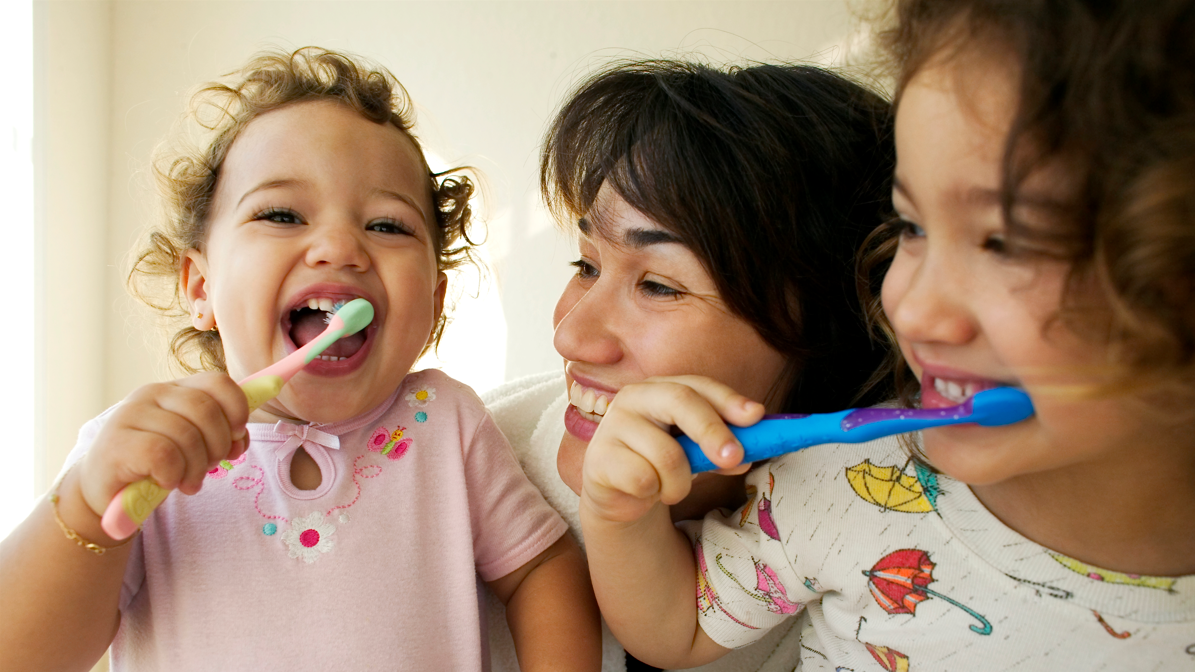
[578,376,762,668]
[487,533,602,672]
[0,467,131,671]
[0,372,248,671]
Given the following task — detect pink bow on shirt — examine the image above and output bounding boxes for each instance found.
[273,421,340,460]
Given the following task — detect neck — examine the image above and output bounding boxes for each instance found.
[971,441,1195,577]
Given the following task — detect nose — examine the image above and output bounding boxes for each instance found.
[882,248,977,346]
[552,278,623,366]
[304,218,370,272]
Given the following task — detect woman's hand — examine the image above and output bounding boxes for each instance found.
[75,371,251,524]
[580,375,765,524]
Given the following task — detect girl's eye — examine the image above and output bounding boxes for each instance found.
[982,234,1008,255]
[255,208,301,224]
[896,217,925,239]
[367,219,414,235]
[569,259,598,280]
[640,280,681,298]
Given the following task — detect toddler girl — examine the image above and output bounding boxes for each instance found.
[576,2,1195,670]
[0,47,599,671]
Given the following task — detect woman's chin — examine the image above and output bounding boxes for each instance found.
[556,432,587,495]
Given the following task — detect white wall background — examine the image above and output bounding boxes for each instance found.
[31,0,869,519]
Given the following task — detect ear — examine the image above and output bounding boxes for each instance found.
[182,249,217,332]
[428,271,448,346]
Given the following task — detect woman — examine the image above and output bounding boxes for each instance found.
[485,60,895,672]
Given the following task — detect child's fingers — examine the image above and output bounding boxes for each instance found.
[643,375,766,428]
[615,379,756,474]
[583,439,665,521]
[177,371,251,438]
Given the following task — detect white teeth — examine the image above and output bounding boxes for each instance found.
[569,381,611,418]
[307,298,320,310]
[318,355,343,362]
[933,377,977,402]
[317,298,335,313]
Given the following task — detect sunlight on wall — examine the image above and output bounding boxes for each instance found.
[0,0,34,540]
[416,153,508,395]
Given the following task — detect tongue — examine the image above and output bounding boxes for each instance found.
[290,311,366,358]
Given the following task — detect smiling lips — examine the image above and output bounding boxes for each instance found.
[568,381,613,422]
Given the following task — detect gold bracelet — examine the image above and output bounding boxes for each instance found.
[50,481,135,556]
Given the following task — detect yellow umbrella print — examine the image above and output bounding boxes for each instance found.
[845,458,939,513]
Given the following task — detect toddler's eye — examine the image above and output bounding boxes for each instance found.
[367,219,414,235]
[569,259,598,280]
[256,208,301,224]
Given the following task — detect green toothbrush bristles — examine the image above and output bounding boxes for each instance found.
[302,299,375,364]
[336,298,375,335]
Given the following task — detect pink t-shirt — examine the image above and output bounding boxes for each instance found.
[66,369,568,671]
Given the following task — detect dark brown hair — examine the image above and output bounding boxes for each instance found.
[863,0,1195,404]
[542,60,896,413]
[130,47,478,372]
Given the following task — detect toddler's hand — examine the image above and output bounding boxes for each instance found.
[580,375,764,524]
[75,371,250,520]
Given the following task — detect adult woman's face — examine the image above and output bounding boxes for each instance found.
[552,186,789,494]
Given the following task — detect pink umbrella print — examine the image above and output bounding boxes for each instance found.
[863,548,992,635]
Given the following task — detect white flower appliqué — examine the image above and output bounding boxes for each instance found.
[281,511,336,563]
[405,385,436,407]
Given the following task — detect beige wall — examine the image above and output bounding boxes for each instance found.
[36,0,864,491]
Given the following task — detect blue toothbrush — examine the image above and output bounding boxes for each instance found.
[679,387,1034,473]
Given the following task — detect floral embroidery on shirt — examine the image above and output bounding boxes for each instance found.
[230,454,386,563]
[415,411,427,423]
[405,385,435,407]
[206,453,247,479]
[282,511,336,563]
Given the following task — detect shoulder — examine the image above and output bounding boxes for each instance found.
[482,371,564,413]
[401,369,484,410]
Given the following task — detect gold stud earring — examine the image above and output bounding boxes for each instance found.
[196,312,204,320]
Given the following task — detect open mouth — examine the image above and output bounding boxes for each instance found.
[286,297,369,361]
[929,375,997,404]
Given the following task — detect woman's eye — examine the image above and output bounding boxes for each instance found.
[569,259,598,280]
[256,208,301,224]
[640,280,681,298]
[367,219,413,235]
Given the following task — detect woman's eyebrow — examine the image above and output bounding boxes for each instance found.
[623,228,681,248]
[577,216,682,248]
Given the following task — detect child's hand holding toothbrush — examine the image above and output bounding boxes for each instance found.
[65,371,249,544]
[580,375,761,525]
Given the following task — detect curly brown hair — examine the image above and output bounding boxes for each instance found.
[129,46,479,373]
[860,0,1195,404]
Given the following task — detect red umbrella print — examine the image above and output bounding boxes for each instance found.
[863,548,992,635]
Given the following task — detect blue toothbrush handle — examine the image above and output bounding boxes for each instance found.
[679,412,851,473]
[678,387,1034,473]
